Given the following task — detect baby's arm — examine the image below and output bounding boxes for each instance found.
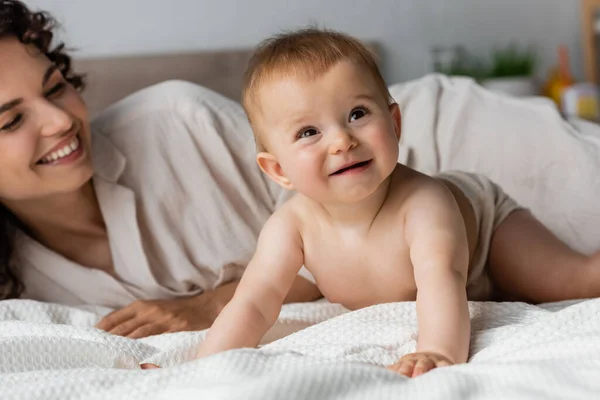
[391,183,470,377]
[196,211,304,358]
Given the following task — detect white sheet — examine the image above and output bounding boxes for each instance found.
[1,298,600,399]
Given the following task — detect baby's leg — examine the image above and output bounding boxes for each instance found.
[488,210,600,303]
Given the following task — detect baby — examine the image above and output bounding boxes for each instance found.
[195,28,600,377]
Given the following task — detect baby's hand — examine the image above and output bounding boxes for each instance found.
[387,352,453,378]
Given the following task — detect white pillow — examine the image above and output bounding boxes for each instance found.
[390,74,600,254]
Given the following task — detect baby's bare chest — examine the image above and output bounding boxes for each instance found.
[302,230,417,310]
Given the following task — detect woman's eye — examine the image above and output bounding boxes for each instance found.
[0,114,23,132]
[298,128,318,139]
[45,82,66,98]
[349,107,368,122]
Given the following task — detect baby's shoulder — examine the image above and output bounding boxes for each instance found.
[280,192,324,217]
[258,201,304,249]
[387,167,456,212]
[267,194,312,230]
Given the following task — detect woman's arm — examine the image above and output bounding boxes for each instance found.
[95,275,321,339]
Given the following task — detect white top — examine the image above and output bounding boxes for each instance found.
[16,81,307,308]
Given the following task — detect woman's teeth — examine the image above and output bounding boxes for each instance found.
[39,137,80,164]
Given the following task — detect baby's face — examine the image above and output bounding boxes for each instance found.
[254,60,400,204]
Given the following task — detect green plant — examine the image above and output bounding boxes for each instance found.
[434,44,537,80]
[489,44,537,77]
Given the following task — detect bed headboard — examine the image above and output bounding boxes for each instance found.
[73,49,254,116]
[73,43,381,116]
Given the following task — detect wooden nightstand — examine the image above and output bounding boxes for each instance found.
[582,0,600,83]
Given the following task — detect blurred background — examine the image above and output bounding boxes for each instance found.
[27,0,600,119]
[27,0,580,82]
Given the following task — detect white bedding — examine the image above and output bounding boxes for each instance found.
[1,298,600,399]
[390,74,600,255]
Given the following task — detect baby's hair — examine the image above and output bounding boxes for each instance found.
[242,27,393,152]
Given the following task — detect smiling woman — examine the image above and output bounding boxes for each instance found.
[0,0,321,338]
[0,40,93,201]
[0,1,88,298]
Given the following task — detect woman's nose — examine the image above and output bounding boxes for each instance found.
[38,100,74,138]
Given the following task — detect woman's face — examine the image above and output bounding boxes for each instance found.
[0,37,93,204]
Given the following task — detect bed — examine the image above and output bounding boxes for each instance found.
[1,50,600,399]
[72,49,254,116]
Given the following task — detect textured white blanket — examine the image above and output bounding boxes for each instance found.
[1,298,600,399]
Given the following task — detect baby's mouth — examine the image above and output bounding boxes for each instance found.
[331,160,372,175]
[36,135,81,165]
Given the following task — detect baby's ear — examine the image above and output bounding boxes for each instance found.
[256,152,294,190]
[389,103,402,141]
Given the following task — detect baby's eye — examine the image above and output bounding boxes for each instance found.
[349,107,369,122]
[297,127,318,139]
[0,114,23,132]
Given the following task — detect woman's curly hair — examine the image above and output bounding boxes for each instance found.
[0,0,85,299]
